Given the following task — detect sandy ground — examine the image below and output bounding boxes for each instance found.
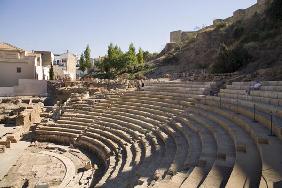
[0,141,30,180]
[0,143,94,188]
[0,124,17,138]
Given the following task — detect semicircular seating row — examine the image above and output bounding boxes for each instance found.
[36,80,282,188]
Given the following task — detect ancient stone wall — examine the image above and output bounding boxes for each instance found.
[170,30,182,43]
[170,0,273,44]
[170,30,197,43]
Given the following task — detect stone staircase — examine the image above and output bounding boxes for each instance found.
[36,80,282,188]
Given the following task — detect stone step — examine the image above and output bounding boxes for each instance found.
[226,84,282,92]
[37,125,83,134]
[199,102,282,187]
[144,87,209,95]
[194,105,262,187]
[221,89,282,99]
[218,92,282,107]
[125,90,204,100]
[87,127,134,174]
[77,138,113,187]
[205,96,282,140]
[232,81,282,86]
[184,113,235,187]
[120,95,193,108]
[84,132,123,181]
[178,117,217,188]
[215,96,282,121]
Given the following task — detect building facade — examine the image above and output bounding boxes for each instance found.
[0,43,44,87]
[53,51,77,81]
[35,51,55,80]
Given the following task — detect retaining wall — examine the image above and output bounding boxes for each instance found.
[0,79,47,97]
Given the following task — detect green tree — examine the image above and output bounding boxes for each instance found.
[102,43,124,73]
[124,43,138,72]
[79,54,86,72]
[143,51,158,62]
[49,63,54,80]
[84,45,92,71]
[112,45,124,72]
[137,48,144,66]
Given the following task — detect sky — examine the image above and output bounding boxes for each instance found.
[0,0,256,58]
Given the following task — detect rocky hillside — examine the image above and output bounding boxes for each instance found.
[147,0,282,80]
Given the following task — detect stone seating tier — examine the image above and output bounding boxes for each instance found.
[197,99,282,187]
[232,81,282,86]
[35,80,282,188]
[205,96,282,139]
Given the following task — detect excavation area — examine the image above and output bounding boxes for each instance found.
[0,142,93,188]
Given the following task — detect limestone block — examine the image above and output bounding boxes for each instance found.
[217,153,227,161]
[0,145,5,153]
[236,144,247,153]
[257,137,269,145]
[198,160,207,167]
[0,140,10,148]
[34,182,49,188]
[85,161,92,170]
[16,112,30,127]
[6,135,17,143]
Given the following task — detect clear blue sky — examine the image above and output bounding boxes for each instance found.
[0,0,256,58]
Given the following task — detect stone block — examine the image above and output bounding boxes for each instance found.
[0,140,10,148]
[6,135,17,143]
[236,144,247,153]
[198,160,207,167]
[217,153,227,161]
[0,145,5,153]
[257,137,269,145]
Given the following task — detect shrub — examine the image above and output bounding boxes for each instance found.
[215,22,227,30]
[267,0,282,21]
[232,26,244,39]
[211,44,252,73]
[162,55,179,65]
[241,31,261,43]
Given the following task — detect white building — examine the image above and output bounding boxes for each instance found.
[0,43,48,96]
[35,51,55,80]
[0,43,44,87]
[53,51,77,81]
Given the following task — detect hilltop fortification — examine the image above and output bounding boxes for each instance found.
[170,0,272,44]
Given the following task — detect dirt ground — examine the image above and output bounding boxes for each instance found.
[0,143,93,188]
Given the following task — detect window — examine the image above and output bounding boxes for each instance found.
[17,67,21,73]
[37,57,41,66]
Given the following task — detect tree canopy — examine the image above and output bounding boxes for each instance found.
[84,45,92,69]
[98,43,144,74]
[93,42,153,79]
[79,53,86,72]
[79,45,92,73]
[137,48,144,65]
[49,62,54,80]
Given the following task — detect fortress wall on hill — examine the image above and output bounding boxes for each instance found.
[170,0,273,43]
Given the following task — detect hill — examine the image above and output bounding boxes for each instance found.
[146,0,282,80]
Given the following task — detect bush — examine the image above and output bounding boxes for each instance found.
[92,72,115,79]
[241,31,261,43]
[211,44,252,73]
[162,55,179,65]
[267,0,282,21]
[215,22,227,30]
[232,26,244,39]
